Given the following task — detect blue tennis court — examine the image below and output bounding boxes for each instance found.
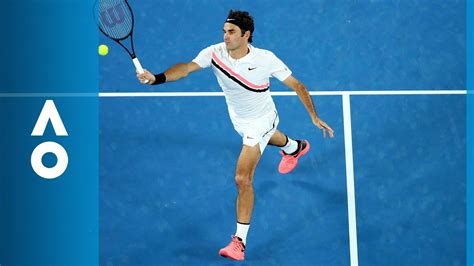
[99,91,465,266]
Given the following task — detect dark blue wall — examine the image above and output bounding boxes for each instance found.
[100,0,465,92]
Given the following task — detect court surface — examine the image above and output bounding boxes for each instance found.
[99,91,465,266]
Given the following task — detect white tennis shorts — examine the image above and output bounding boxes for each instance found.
[232,110,279,154]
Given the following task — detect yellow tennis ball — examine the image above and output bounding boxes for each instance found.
[98,44,109,56]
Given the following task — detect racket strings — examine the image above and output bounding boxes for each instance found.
[97,0,133,40]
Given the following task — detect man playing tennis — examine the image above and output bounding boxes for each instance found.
[137,10,334,261]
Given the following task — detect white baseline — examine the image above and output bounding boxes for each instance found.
[98,90,466,97]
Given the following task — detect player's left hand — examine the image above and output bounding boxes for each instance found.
[313,118,334,138]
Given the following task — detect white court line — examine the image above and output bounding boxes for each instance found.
[0,90,466,98]
[98,90,466,97]
[342,94,359,266]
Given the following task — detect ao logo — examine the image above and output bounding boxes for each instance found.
[31,100,68,179]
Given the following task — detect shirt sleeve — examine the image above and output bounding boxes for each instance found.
[268,52,292,81]
[192,45,214,68]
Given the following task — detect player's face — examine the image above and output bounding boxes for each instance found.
[223,23,247,51]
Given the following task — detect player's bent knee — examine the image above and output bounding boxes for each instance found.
[234,174,253,188]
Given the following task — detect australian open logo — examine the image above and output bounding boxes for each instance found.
[30,100,68,179]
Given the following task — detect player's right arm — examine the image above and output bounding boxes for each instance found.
[138,44,214,85]
[137,61,202,84]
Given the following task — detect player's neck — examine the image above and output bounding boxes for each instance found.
[228,44,250,60]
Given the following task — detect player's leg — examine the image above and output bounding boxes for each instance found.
[268,129,310,174]
[268,129,288,147]
[235,144,261,224]
[219,143,261,261]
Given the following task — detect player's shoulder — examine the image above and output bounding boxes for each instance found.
[250,45,277,56]
[250,45,279,60]
[203,42,226,52]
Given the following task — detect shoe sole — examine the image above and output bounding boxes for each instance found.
[219,250,244,261]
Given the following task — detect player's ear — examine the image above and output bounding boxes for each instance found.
[244,30,251,40]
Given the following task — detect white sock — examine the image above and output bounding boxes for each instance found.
[281,137,298,154]
[235,222,250,245]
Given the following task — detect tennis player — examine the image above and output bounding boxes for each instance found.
[137,10,334,261]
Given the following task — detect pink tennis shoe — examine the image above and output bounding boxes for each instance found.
[278,140,310,174]
[219,236,245,261]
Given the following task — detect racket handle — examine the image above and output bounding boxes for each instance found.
[132,57,144,73]
[132,57,150,83]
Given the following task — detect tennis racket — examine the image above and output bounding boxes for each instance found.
[96,0,148,81]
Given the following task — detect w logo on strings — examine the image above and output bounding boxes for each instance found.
[100,3,125,27]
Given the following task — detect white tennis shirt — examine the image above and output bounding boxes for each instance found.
[193,42,292,123]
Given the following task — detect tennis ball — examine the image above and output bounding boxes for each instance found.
[98,44,109,56]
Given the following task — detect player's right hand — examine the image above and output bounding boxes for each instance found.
[137,69,155,84]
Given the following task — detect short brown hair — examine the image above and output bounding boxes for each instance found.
[226,10,254,43]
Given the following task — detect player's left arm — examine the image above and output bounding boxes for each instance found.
[282,75,334,138]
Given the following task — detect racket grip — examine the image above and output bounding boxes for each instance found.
[132,57,144,74]
[132,57,150,83]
